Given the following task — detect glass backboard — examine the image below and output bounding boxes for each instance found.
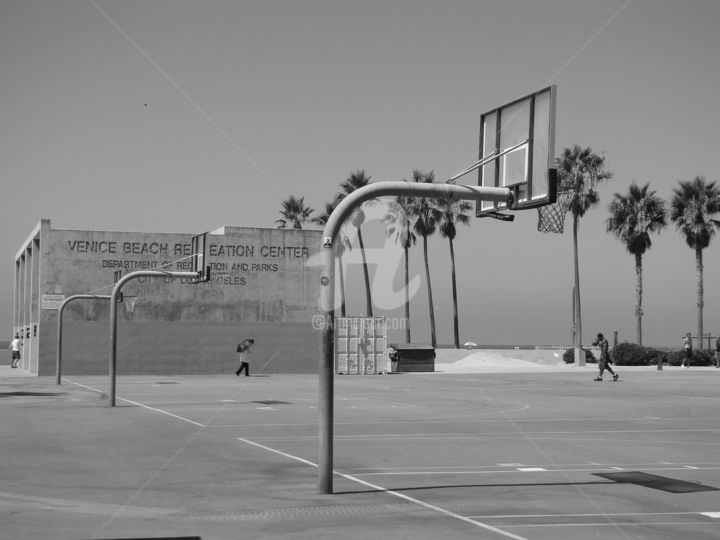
[477,85,557,216]
[191,232,210,282]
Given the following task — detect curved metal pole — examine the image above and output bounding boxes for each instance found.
[109,270,199,407]
[56,294,111,385]
[318,182,511,494]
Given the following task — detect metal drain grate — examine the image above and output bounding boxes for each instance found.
[594,471,719,493]
[251,400,292,405]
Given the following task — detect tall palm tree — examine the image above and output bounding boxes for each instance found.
[383,195,416,343]
[556,145,613,348]
[337,170,375,316]
[437,189,472,349]
[406,170,442,347]
[312,200,352,317]
[670,176,720,348]
[275,195,315,229]
[606,182,667,345]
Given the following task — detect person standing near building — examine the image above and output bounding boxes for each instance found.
[681,332,693,368]
[592,333,618,382]
[715,333,720,368]
[235,338,254,377]
[9,334,21,368]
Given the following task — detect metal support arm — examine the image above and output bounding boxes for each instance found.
[109,270,200,407]
[317,182,512,494]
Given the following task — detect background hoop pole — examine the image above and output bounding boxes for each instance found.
[109,270,200,407]
[56,294,111,385]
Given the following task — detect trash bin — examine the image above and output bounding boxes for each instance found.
[389,344,435,372]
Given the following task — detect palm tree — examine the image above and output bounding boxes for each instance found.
[556,145,613,348]
[312,200,352,317]
[437,188,472,349]
[670,176,720,348]
[406,170,442,348]
[606,182,667,345]
[275,195,315,229]
[383,195,416,343]
[337,170,375,316]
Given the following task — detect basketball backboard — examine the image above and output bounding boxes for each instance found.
[113,270,124,302]
[477,85,557,216]
[191,232,210,282]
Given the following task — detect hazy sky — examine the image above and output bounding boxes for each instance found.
[1,0,719,347]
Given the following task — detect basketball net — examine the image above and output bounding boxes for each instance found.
[537,191,572,234]
[123,295,138,313]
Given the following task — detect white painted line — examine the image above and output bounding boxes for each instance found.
[474,511,708,519]
[237,438,529,540]
[119,397,206,427]
[64,378,205,427]
[701,512,720,518]
[518,467,547,472]
[353,466,720,476]
[684,465,699,469]
[611,467,624,470]
[499,463,525,467]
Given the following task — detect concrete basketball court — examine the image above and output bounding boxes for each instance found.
[1,356,719,540]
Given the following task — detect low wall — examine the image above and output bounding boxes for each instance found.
[52,320,319,376]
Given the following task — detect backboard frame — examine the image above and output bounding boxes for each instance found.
[477,85,557,217]
[191,232,211,283]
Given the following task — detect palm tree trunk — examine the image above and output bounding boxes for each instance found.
[635,251,643,346]
[573,214,582,347]
[356,227,373,316]
[423,235,437,348]
[404,243,411,343]
[697,246,704,349]
[338,253,346,318]
[449,237,460,348]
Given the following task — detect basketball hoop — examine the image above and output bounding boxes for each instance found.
[123,295,138,313]
[537,191,572,234]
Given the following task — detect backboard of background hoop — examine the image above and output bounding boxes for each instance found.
[477,85,557,216]
[191,232,210,283]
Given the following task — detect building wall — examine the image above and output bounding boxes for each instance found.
[14,221,324,376]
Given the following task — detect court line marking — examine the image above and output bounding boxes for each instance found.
[64,378,205,427]
[509,521,711,528]
[64,377,719,534]
[459,379,633,539]
[237,437,528,540]
[476,511,717,519]
[349,466,720,476]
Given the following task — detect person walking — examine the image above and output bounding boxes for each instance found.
[592,333,618,381]
[235,338,254,376]
[681,332,693,368]
[9,334,21,368]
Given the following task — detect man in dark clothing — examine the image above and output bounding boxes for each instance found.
[593,333,618,382]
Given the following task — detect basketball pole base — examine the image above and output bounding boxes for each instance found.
[575,346,584,367]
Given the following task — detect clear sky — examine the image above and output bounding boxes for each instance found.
[1,0,719,347]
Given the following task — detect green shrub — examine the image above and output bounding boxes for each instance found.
[645,348,667,366]
[612,342,650,366]
[666,349,716,366]
[563,347,596,364]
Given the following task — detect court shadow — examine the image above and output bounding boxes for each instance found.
[334,480,613,495]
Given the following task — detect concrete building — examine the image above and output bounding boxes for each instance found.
[13,220,323,376]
